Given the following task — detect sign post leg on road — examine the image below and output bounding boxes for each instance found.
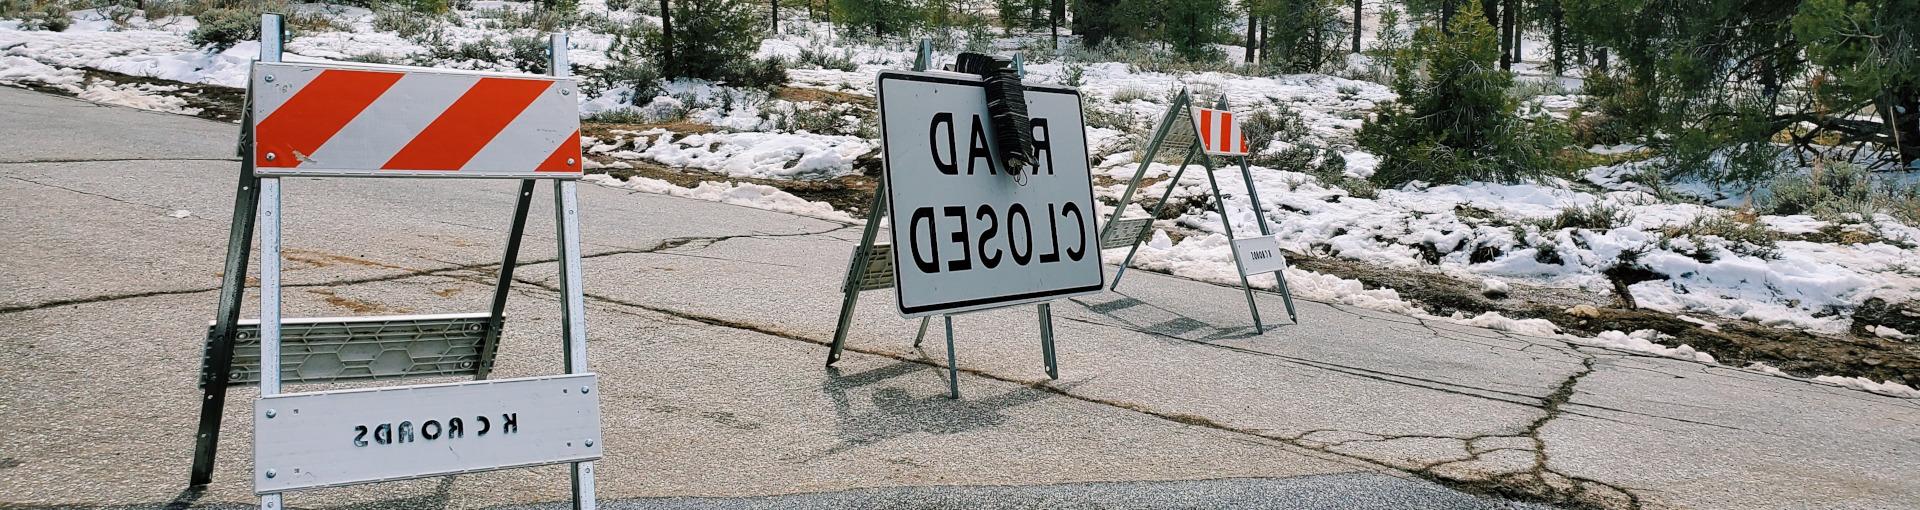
[546,34,598,507]
[188,13,279,487]
[257,176,285,510]
[1214,96,1296,323]
[1234,158,1297,323]
[1196,150,1264,333]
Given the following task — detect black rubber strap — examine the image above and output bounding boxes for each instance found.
[955,52,1034,180]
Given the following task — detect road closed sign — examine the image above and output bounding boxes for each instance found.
[877,71,1105,317]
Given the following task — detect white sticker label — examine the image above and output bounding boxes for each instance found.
[1232,235,1289,276]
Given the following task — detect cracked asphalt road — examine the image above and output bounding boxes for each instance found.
[2,87,1917,509]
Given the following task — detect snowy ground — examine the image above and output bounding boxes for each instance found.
[4,2,1915,398]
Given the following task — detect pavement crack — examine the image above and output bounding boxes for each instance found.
[0,224,851,314]
[1050,313,1555,409]
[3,175,219,223]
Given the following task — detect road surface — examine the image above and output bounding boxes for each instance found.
[1,87,1915,509]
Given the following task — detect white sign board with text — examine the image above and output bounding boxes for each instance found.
[877,71,1105,317]
[253,373,601,493]
[1232,235,1290,276]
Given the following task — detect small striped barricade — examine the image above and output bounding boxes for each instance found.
[1099,88,1298,333]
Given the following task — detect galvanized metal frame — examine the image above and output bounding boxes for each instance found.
[1101,91,1299,333]
[192,18,596,509]
[825,40,1059,399]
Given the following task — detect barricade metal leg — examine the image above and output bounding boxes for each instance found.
[1198,156,1264,333]
[827,182,888,366]
[256,176,284,510]
[1099,91,1190,244]
[1235,159,1297,323]
[943,315,959,399]
[191,12,279,488]
[912,316,930,347]
[188,166,258,486]
[1039,304,1058,379]
[553,179,598,509]
[476,179,536,379]
[1112,149,1198,290]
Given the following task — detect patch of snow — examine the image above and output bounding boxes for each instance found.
[76,79,201,115]
[1746,362,1788,376]
[1812,376,1920,399]
[1480,278,1510,297]
[1870,325,1910,340]
[1341,150,1378,179]
[0,55,84,92]
[636,130,872,180]
[1675,315,1721,332]
[1579,330,1716,364]
[1448,311,1560,337]
[583,174,854,223]
[1104,230,1421,315]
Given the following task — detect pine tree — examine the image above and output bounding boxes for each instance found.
[1359,11,1565,185]
[830,0,916,38]
[652,0,786,88]
[1351,0,1361,54]
[1565,0,1918,180]
[1794,0,1920,166]
[1163,0,1229,61]
[1258,0,1346,72]
[658,0,674,63]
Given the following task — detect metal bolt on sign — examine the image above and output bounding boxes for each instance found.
[1101,90,1300,333]
[188,14,600,510]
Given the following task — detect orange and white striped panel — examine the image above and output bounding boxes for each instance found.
[249,62,581,178]
[1189,107,1249,157]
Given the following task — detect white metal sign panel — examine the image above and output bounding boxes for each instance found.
[877,71,1105,317]
[1232,235,1290,276]
[249,61,582,178]
[253,373,601,493]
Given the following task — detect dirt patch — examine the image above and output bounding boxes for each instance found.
[283,249,409,271]
[590,159,880,218]
[1541,306,1920,386]
[1290,257,1597,317]
[582,120,716,139]
[306,289,410,315]
[6,67,245,123]
[1291,255,1920,387]
[775,86,869,106]
[583,117,883,218]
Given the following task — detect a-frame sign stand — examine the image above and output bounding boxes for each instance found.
[825,41,1059,399]
[1099,91,1298,333]
[189,15,599,509]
